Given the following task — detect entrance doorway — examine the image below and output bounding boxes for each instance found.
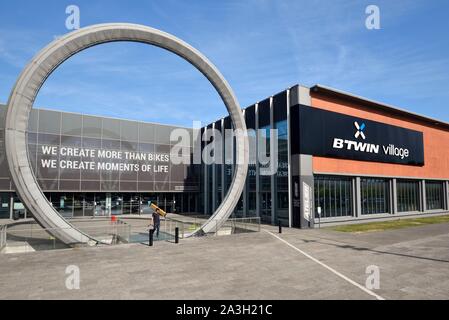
[0,193,11,219]
[260,192,272,223]
[12,196,27,220]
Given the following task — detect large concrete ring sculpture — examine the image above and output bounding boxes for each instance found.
[5,23,249,245]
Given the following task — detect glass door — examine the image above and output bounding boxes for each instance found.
[123,194,140,215]
[12,196,26,220]
[83,193,95,217]
[73,194,84,217]
[94,193,107,216]
[0,193,10,219]
[110,193,123,216]
[57,194,73,218]
[261,192,272,224]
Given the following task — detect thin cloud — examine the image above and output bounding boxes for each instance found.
[0,0,448,124]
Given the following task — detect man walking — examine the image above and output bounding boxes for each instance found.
[152,210,161,238]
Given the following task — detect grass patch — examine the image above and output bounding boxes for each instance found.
[330,215,449,233]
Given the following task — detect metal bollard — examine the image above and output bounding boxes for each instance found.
[278,220,282,234]
[149,228,154,247]
[175,227,179,244]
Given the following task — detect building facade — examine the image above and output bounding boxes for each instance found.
[202,84,449,227]
[0,106,200,220]
[1,84,449,227]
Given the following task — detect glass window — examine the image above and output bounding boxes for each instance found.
[102,118,121,140]
[38,179,59,191]
[83,193,95,216]
[258,99,270,127]
[0,130,10,178]
[243,104,258,218]
[426,181,444,210]
[259,124,271,223]
[122,193,140,214]
[61,113,82,136]
[12,195,26,219]
[121,120,138,142]
[248,192,257,213]
[0,105,5,130]
[82,137,102,149]
[273,92,288,225]
[94,193,108,216]
[121,141,139,152]
[59,180,80,191]
[0,193,10,219]
[259,124,271,191]
[48,193,73,218]
[73,194,84,217]
[397,180,420,212]
[28,109,39,133]
[82,116,102,138]
[101,139,121,150]
[38,110,61,134]
[27,132,38,144]
[61,135,82,147]
[314,175,353,218]
[81,181,100,192]
[38,133,60,145]
[139,123,155,143]
[258,100,272,222]
[214,120,223,210]
[153,125,175,145]
[204,125,213,213]
[245,106,257,200]
[101,180,120,192]
[36,154,59,180]
[223,116,233,196]
[0,179,10,190]
[361,178,390,215]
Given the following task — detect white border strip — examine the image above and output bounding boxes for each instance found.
[264,230,385,300]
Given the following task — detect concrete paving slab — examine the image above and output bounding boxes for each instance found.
[0,223,448,300]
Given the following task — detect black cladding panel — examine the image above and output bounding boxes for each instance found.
[292,105,424,166]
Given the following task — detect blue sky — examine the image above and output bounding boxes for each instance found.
[0,0,448,126]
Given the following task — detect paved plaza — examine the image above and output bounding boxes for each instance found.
[1,223,449,300]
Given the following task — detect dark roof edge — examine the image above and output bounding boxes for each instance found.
[310,84,449,130]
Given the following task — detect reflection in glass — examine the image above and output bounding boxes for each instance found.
[83,193,95,217]
[314,175,353,218]
[426,181,444,210]
[361,178,390,215]
[73,193,84,217]
[397,180,420,212]
[0,192,11,219]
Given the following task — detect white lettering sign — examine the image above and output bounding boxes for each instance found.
[38,145,171,174]
[333,138,409,159]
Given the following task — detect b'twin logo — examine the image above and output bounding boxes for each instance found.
[333,121,379,154]
[354,121,366,140]
[332,120,410,160]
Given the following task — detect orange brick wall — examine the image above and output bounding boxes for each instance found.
[310,93,449,179]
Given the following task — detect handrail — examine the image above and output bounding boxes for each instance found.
[165,216,261,237]
[4,221,131,246]
[1,216,261,254]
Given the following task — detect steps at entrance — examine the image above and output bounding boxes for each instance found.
[2,241,36,254]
